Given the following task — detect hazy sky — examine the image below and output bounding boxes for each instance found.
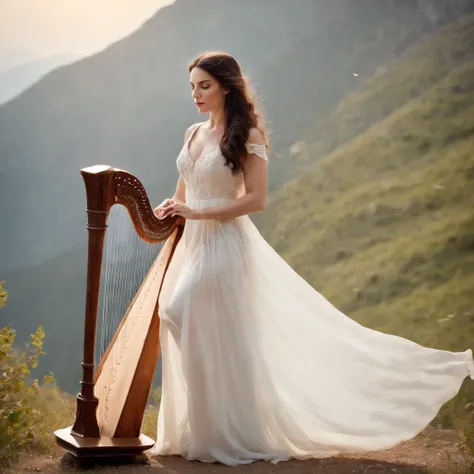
[0,0,175,59]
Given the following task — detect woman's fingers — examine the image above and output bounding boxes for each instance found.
[156,201,186,220]
[159,198,174,209]
[154,199,175,219]
[160,205,176,219]
[159,206,174,217]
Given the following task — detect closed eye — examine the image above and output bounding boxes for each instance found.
[191,81,211,89]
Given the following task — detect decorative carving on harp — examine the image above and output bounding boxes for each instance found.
[54,165,184,457]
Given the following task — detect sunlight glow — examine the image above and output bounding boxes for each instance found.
[0,1,175,58]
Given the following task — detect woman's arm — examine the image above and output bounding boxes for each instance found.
[171,176,186,205]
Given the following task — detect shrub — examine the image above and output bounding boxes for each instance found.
[0,281,74,467]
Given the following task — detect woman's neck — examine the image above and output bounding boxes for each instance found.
[208,108,226,131]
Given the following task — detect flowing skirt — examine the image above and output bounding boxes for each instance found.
[149,198,474,466]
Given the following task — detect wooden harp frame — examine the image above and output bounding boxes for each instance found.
[54,165,184,457]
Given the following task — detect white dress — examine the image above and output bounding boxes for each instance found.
[149,122,474,465]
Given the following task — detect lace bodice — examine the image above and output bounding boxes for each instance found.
[176,123,268,201]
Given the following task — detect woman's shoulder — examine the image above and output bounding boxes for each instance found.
[247,127,265,145]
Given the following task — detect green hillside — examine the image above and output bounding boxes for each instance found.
[294,13,474,169]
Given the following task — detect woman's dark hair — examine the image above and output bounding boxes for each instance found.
[188,51,268,174]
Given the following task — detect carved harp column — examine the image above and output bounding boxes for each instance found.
[54,165,184,457]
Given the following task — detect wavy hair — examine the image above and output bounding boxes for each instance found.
[188,51,268,174]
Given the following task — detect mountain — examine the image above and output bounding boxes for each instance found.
[0,49,40,75]
[2,1,473,394]
[261,0,474,187]
[297,2,474,167]
[0,54,79,105]
[2,0,472,273]
[0,0,319,273]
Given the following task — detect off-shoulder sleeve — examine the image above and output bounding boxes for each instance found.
[246,143,268,161]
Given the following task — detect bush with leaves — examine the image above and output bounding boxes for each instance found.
[0,281,63,467]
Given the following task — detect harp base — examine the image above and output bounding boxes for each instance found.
[54,426,155,458]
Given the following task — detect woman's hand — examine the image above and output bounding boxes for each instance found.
[160,201,199,220]
[153,198,174,220]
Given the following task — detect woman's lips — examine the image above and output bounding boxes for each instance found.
[195,102,204,106]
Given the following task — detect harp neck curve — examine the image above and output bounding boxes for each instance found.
[80,164,182,243]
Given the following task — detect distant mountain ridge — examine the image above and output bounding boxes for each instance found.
[0,49,41,74]
[0,53,79,105]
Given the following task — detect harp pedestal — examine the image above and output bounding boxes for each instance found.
[54,427,154,458]
[54,165,183,458]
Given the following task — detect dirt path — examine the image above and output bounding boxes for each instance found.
[6,428,471,474]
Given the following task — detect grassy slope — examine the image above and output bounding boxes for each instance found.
[294,14,474,168]
[260,61,474,356]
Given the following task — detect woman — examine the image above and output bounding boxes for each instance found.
[149,51,474,466]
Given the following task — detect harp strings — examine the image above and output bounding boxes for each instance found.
[96,205,163,364]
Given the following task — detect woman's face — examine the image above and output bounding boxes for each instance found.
[189,66,227,114]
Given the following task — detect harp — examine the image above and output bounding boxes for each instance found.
[54,165,184,457]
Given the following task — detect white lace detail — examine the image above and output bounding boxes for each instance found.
[176,144,245,201]
[246,143,268,161]
[176,127,267,201]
